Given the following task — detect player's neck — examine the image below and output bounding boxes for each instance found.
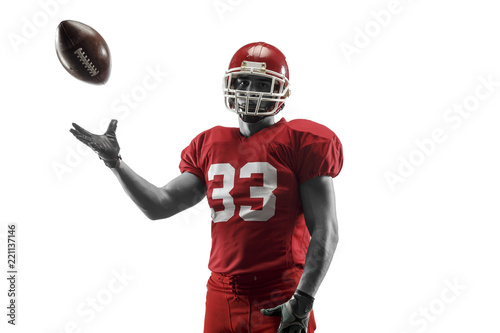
[238,116,275,138]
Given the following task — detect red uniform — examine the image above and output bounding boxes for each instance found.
[179,117,343,332]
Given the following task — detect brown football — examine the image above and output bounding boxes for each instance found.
[55,20,111,85]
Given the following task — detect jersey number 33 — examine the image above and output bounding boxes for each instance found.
[208,162,277,223]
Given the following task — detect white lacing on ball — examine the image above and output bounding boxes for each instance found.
[74,48,99,77]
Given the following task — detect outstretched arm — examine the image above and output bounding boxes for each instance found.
[70,119,206,220]
[111,163,206,220]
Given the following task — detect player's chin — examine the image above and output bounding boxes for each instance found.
[237,105,273,123]
[239,114,266,123]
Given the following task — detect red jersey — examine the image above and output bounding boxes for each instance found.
[179,118,343,275]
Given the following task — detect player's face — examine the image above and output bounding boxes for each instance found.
[234,74,275,114]
[235,74,272,93]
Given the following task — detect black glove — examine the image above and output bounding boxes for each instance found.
[261,289,314,333]
[70,119,121,168]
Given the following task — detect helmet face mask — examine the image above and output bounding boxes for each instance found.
[223,43,290,118]
[224,70,288,116]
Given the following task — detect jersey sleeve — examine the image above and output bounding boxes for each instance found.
[179,136,206,185]
[296,132,343,183]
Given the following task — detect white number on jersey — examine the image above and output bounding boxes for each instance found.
[208,162,277,222]
[208,163,236,222]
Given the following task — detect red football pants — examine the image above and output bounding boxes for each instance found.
[203,266,316,333]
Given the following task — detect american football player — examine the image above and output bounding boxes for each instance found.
[70,42,343,333]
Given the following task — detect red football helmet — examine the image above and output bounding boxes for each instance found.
[223,42,290,116]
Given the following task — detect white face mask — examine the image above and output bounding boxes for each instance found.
[223,61,290,117]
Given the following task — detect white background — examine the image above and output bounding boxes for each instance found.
[1,0,500,332]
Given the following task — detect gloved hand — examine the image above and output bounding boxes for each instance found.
[70,119,121,168]
[261,289,314,333]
